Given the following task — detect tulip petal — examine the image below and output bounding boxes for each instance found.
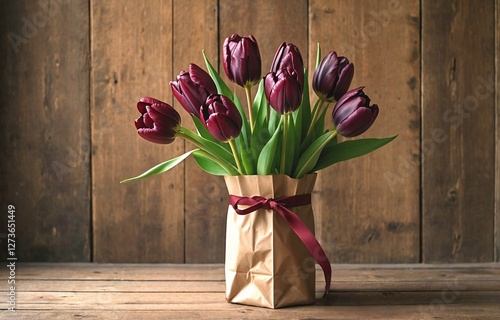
[337,105,378,137]
[347,105,379,137]
[335,86,365,107]
[189,63,217,94]
[137,96,164,114]
[134,117,145,130]
[142,112,154,128]
[334,96,364,124]
[137,128,176,144]
[270,42,286,73]
[149,102,181,122]
[333,63,354,100]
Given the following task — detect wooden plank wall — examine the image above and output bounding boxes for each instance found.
[0,0,91,261]
[421,0,495,263]
[0,0,498,264]
[496,0,500,262]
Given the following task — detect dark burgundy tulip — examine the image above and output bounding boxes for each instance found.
[313,51,354,101]
[332,87,379,137]
[264,68,303,114]
[223,34,262,87]
[270,42,304,87]
[170,63,217,116]
[135,97,181,144]
[200,94,242,142]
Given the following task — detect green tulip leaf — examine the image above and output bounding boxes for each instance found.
[283,114,298,175]
[120,150,195,183]
[293,68,311,144]
[299,102,330,155]
[193,150,229,175]
[315,43,322,69]
[232,89,254,174]
[251,125,271,165]
[268,107,281,134]
[314,106,328,137]
[293,131,335,179]
[313,135,398,171]
[202,51,233,99]
[252,79,267,128]
[232,91,250,145]
[257,124,282,175]
[239,143,255,175]
[251,81,271,164]
[181,128,235,165]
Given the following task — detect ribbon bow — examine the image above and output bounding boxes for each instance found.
[229,194,331,296]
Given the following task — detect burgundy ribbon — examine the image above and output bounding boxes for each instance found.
[229,193,331,296]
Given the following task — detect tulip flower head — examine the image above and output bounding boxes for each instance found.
[313,51,354,102]
[333,87,379,137]
[200,94,242,142]
[170,64,217,116]
[223,34,262,88]
[264,68,303,115]
[135,97,181,144]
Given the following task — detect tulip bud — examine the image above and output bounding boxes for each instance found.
[223,34,262,87]
[332,87,379,137]
[313,51,354,101]
[264,68,303,114]
[200,94,242,142]
[135,97,181,144]
[270,42,304,87]
[170,64,217,116]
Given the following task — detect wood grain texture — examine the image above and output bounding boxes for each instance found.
[1,263,499,319]
[172,0,227,263]
[91,1,184,262]
[0,0,91,261]
[309,0,421,263]
[422,0,496,262]
[495,0,500,262]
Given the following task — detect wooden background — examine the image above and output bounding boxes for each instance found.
[0,0,498,264]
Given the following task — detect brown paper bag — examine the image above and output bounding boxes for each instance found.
[224,174,317,308]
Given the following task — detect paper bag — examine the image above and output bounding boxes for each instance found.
[224,174,317,308]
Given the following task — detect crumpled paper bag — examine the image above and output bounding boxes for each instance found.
[224,174,317,308]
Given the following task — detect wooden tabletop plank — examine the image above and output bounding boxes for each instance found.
[2,306,500,320]
[11,291,500,308]
[12,262,500,281]
[1,263,498,319]
[6,291,500,320]
[14,279,500,293]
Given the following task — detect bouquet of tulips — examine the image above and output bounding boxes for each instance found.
[122,34,395,183]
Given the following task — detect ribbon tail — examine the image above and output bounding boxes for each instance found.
[273,204,332,296]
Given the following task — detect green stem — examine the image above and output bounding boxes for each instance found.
[280,113,289,174]
[228,139,243,174]
[177,128,210,153]
[325,129,338,144]
[176,128,239,175]
[245,86,254,132]
[307,99,327,137]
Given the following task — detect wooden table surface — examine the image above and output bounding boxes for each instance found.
[1,263,499,319]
